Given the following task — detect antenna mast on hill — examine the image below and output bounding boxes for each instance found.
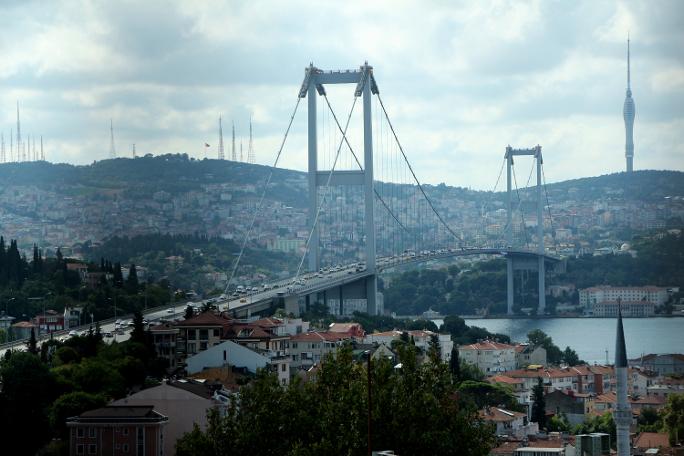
[240,140,243,162]
[218,116,225,160]
[231,121,236,161]
[40,136,44,161]
[248,116,255,164]
[16,101,21,162]
[32,136,36,161]
[132,143,136,158]
[9,129,13,162]
[109,119,116,159]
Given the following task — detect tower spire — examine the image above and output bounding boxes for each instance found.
[218,116,225,160]
[627,33,631,90]
[614,298,631,456]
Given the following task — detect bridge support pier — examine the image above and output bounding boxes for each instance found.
[366,274,377,315]
[538,256,546,314]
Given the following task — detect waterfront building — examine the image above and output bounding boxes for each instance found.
[591,300,655,317]
[514,343,547,368]
[579,285,673,311]
[366,330,453,363]
[629,353,684,376]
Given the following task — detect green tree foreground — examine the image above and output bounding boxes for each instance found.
[176,344,497,456]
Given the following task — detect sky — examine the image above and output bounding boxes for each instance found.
[1,0,683,190]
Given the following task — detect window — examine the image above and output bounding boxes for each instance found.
[291,342,297,349]
[213,329,220,337]
[187,329,196,339]
[281,363,286,372]
[137,427,144,456]
[200,342,208,351]
[88,444,96,454]
[199,329,208,340]
[123,443,129,453]
[76,444,84,455]
[188,343,196,354]
[123,427,129,436]
[77,427,85,438]
[88,427,96,438]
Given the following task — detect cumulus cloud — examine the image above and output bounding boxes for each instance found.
[0,0,682,189]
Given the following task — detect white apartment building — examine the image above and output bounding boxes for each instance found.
[364,330,454,363]
[591,300,655,317]
[579,285,674,311]
[458,340,516,374]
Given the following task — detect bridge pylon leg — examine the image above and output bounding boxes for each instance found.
[507,257,514,315]
[538,257,546,315]
[366,274,377,315]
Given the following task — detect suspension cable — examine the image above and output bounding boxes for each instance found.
[223,97,302,296]
[321,94,411,236]
[541,163,558,253]
[294,96,358,281]
[510,163,530,248]
[481,158,506,247]
[376,94,463,247]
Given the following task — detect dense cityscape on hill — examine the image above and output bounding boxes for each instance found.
[2,2,684,455]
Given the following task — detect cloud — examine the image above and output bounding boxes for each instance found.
[0,0,682,189]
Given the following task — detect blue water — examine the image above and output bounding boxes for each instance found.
[432,317,684,365]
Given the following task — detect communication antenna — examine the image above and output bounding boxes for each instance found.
[240,140,243,162]
[16,101,21,160]
[10,129,13,162]
[32,136,36,161]
[248,116,255,163]
[132,143,136,158]
[231,121,236,161]
[109,119,116,158]
[218,116,225,160]
[40,136,44,161]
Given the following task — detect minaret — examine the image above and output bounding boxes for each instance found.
[231,121,236,161]
[623,36,635,173]
[218,116,225,160]
[613,302,631,456]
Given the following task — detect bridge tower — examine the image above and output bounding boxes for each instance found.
[299,63,379,314]
[505,145,546,315]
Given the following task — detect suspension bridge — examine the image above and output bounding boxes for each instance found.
[221,63,563,319]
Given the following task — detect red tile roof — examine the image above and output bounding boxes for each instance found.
[633,432,670,449]
[175,312,232,327]
[460,340,515,351]
[290,331,350,342]
[480,407,526,422]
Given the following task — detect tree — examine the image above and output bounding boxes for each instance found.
[175,344,497,456]
[527,329,563,365]
[450,346,461,382]
[50,391,106,438]
[126,263,139,293]
[113,262,124,288]
[28,326,38,354]
[130,311,146,345]
[531,377,546,429]
[637,407,663,433]
[427,334,441,363]
[184,305,194,320]
[0,352,57,454]
[663,393,684,446]
[562,346,581,366]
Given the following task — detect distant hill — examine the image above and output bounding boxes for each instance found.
[1,154,682,202]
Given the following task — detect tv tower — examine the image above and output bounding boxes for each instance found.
[623,36,635,173]
[109,119,116,159]
[231,121,236,161]
[248,116,255,164]
[218,116,225,160]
